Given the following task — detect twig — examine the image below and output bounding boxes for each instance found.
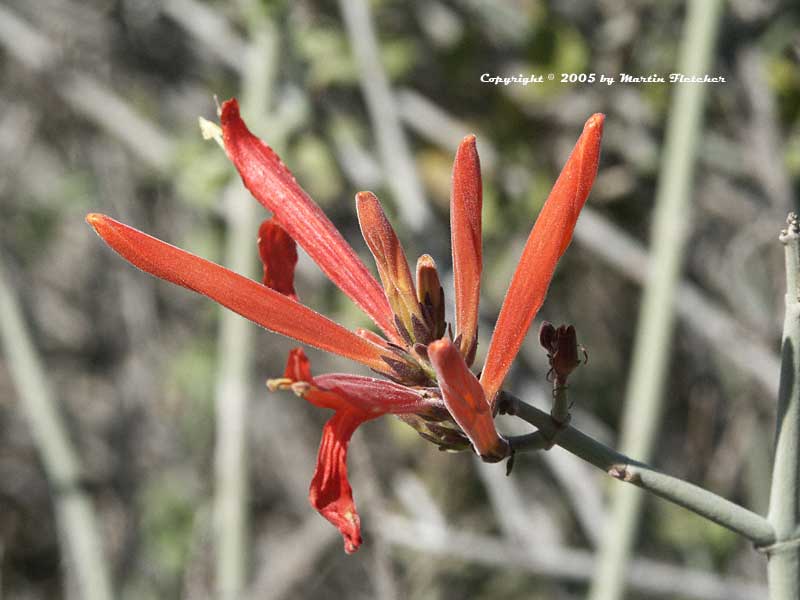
[337,0,431,231]
[392,471,447,527]
[509,380,610,547]
[395,88,498,171]
[589,2,725,598]
[0,4,173,169]
[162,0,247,73]
[541,446,606,547]
[350,435,400,600]
[0,258,114,600]
[503,394,775,547]
[475,458,563,548]
[736,48,794,214]
[574,208,780,399]
[246,515,339,600]
[212,16,279,600]
[766,214,800,599]
[377,514,767,600]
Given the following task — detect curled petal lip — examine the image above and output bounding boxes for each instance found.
[273,347,444,554]
[311,410,364,554]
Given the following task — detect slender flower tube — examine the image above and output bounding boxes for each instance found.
[220,99,399,342]
[480,114,604,406]
[86,214,390,372]
[450,135,483,365]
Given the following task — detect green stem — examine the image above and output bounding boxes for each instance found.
[504,394,775,546]
[766,214,800,599]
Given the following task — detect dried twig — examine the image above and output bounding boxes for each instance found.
[0,258,114,600]
[337,0,431,231]
[377,514,766,600]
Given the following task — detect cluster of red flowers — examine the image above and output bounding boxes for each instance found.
[87,99,603,553]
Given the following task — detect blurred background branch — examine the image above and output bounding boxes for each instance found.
[211,7,279,598]
[0,257,114,600]
[589,1,725,598]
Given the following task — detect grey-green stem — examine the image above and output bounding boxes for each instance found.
[501,393,776,547]
[550,381,571,426]
[0,258,114,600]
[766,214,800,599]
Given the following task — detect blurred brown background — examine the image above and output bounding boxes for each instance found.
[0,0,798,598]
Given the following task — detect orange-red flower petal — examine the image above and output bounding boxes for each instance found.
[312,410,365,554]
[450,135,482,365]
[258,218,298,300]
[428,338,508,462]
[356,191,427,344]
[86,213,389,372]
[271,348,445,553]
[220,99,399,342]
[480,114,604,406]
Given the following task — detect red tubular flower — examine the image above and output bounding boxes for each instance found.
[450,135,482,365]
[220,99,399,343]
[87,98,604,553]
[85,214,389,372]
[269,348,444,553]
[480,114,604,406]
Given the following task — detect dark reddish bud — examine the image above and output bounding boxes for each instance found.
[539,322,584,382]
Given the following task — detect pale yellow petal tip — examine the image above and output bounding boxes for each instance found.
[266,377,292,392]
[85,213,105,229]
[355,190,378,205]
[198,116,224,149]
[584,113,605,131]
[417,254,437,269]
[461,133,477,145]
